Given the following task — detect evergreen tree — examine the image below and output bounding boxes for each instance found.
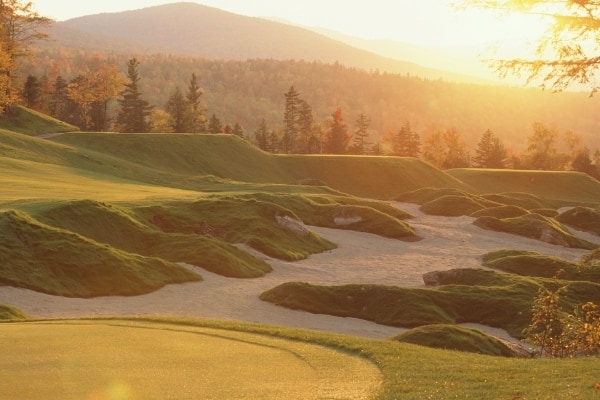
[21,74,41,109]
[254,118,271,151]
[296,99,314,153]
[48,75,76,125]
[473,129,507,168]
[324,107,350,154]
[165,86,187,133]
[116,58,153,133]
[351,113,371,155]
[282,85,301,153]
[186,72,205,132]
[525,122,560,170]
[393,121,420,157]
[232,122,244,138]
[207,113,222,133]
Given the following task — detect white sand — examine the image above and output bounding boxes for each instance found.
[1,202,597,342]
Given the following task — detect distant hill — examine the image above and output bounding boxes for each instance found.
[50,2,483,83]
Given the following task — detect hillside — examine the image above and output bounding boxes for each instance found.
[51,2,455,81]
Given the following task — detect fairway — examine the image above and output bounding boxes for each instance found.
[0,320,381,400]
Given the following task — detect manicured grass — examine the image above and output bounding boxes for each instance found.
[3,317,600,399]
[0,320,380,400]
[557,206,600,235]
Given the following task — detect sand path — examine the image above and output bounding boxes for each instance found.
[0,203,597,342]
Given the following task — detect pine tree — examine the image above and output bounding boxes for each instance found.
[393,121,420,157]
[186,72,205,133]
[232,122,244,138]
[473,129,507,168]
[207,113,222,133]
[165,86,187,133]
[296,99,313,153]
[116,58,153,133]
[325,107,350,154]
[282,85,301,153]
[21,74,41,108]
[351,113,371,155]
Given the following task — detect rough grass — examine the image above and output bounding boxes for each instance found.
[449,168,600,204]
[557,206,600,235]
[483,249,600,282]
[0,105,78,135]
[0,303,29,321]
[260,269,600,338]
[419,194,490,216]
[393,324,517,357]
[471,204,530,219]
[260,272,536,338]
[474,213,598,250]
[0,210,202,297]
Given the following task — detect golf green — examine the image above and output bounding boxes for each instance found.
[0,320,381,399]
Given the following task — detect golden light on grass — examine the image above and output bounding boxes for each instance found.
[0,321,381,399]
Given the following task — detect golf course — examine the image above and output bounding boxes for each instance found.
[2,108,600,399]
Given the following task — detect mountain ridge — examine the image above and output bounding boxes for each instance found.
[52,1,491,84]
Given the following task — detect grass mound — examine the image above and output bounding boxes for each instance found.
[480,192,554,210]
[0,210,201,297]
[393,324,517,357]
[260,270,539,338]
[261,268,600,338]
[557,206,600,235]
[483,249,600,282]
[0,303,29,321]
[473,213,598,250]
[419,194,488,216]
[449,168,600,204]
[0,105,78,135]
[471,204,529,219]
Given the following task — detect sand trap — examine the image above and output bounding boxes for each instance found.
[0,202,596,342]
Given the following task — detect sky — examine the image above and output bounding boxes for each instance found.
[31,0,548,48]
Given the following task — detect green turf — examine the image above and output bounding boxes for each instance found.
[0,105,78,135]
[393,324,517,357]
[0,303,29,321]
[448,168,600,204]
[3,317,600,399]
[557,206,600,235]
[0,320,380,400]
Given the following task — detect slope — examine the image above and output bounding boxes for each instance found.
[53,2,464,80]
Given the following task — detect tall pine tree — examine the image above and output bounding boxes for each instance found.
[116,58,153,133]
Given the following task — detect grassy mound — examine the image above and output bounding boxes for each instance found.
[448,168,600,204]
[480,192,555,210]
[0,210,201,297]
[557,206,600,235]
[0,105,78,135]
[483,249,600,282]
[35,199,275,277]
[260,268,600,338]
[52,133,466,199]
[419,194,488,216]
[0,303,29,321]
[260,270,539,338]
[393,324,517,357]
[473,213,598,250]
[471,204,529,219]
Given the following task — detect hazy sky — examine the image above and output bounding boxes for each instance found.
[31,0,546,47]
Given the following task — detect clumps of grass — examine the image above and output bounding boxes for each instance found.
[37,199,274,277]
[481,192,553,210]
[471,205,529,219]
[0,210,201,297]
[557,206,600,235]
[393,324,517,357]
[260,269,542,338]
[0,303,29,321]
[474,213,598,250]
[419,194,489,217]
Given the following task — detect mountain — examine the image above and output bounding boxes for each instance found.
[51,2,485,83]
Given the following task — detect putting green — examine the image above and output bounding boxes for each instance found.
[0,320,381,399]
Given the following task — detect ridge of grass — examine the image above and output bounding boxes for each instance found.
[393,324,517,357]
[260,268,600,338]
[483,249,600,282]
[0,105,78,135]
[0,209,201,297]
[557,206,600,235]
[0,303,29,321]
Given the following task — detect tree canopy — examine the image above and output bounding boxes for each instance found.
[460,0,600,93]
